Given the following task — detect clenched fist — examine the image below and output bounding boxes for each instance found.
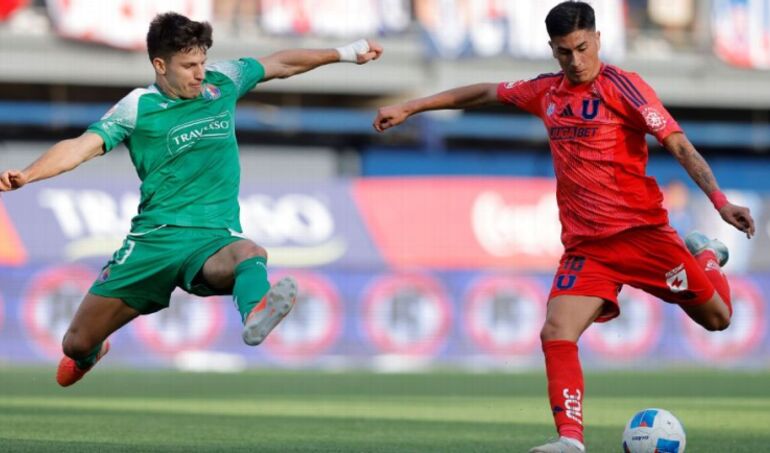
[0,170,27,192]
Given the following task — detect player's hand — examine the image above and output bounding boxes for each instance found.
[373,104,410,132]
[719,203,755,238]
[356,39,383,64]
[0,170,27,192]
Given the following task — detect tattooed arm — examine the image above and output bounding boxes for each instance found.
[663,132,755,238]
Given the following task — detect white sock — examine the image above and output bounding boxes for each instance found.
[560,436,585,451]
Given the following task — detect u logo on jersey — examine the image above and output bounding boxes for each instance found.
[581,99,600,120]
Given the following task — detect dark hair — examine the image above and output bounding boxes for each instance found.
[545,1,596,38]
[146,12,213,61]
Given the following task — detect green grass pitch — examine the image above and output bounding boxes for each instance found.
[1,367,768,452]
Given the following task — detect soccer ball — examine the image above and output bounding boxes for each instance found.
[622,408,686,453]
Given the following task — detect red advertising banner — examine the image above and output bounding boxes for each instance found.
[352,177,562,270]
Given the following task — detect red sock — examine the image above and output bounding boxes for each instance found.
[543,340,584,443]
[695,250,732,316]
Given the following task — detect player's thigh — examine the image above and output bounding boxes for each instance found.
[549,249,624,324]
[63,292,140,355]
[197,239,266,291]
[617,228,729,330]
[542,295,606,342]
[92,231,180,314]
[622,229,717,309]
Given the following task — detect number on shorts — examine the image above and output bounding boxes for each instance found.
[113,239,136,265]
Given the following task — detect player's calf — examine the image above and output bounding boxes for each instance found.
[685,231,733,320]
[242,276,297,346]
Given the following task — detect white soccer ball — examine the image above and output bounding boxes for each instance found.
[622,408,686,453]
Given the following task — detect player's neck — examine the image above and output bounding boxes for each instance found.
[564,63,603,89]
[154,78,182,99]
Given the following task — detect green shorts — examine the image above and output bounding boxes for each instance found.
[90,225,244,314]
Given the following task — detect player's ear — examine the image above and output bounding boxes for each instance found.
[548,40,557,59]
[152,57,167,75]
[595,31,601,51]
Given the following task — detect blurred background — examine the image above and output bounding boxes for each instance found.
[0,0,768,372]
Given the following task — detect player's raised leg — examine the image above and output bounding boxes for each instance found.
[679,231,732,331]
[531,295,605,453]
[57,293,140,387]
[199,239,297,346]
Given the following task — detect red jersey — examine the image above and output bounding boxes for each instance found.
[497,64,682,249]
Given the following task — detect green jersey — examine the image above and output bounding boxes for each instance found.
[87,58,265,232]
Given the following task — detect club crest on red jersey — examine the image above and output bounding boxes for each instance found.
[666,263,688,293]
[641,106,667,131]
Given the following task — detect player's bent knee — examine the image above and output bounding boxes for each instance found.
[61,332,99,359]
[540,318,570,342]
[693,309,731,332]
[540,323,557,342]
[240,242,268,261]
[702,314,730,332]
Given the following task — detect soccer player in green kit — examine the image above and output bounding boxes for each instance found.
[0,13,383,386]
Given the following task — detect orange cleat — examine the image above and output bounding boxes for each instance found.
[56,340,111,387]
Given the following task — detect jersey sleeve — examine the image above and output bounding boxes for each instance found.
[86,88,144,153]
[206,58,265,98]
[604,68,682,143]
[496,76,554,116]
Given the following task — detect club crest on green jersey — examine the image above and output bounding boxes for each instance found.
[202,83,221,101]
[98,266,111,282]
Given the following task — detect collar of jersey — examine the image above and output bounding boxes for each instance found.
[558,63,605,94]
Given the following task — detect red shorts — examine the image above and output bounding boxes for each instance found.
[548,225,715,323]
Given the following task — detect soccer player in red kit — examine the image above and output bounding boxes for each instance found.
[373,2,755,451]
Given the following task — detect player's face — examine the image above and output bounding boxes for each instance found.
[153,47,207,99]
[550,29,601,85]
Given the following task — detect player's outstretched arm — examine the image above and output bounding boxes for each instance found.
[373,83,499,132]
[663,132,755,238]
[258,39,383,82]
[0,132,104,192]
